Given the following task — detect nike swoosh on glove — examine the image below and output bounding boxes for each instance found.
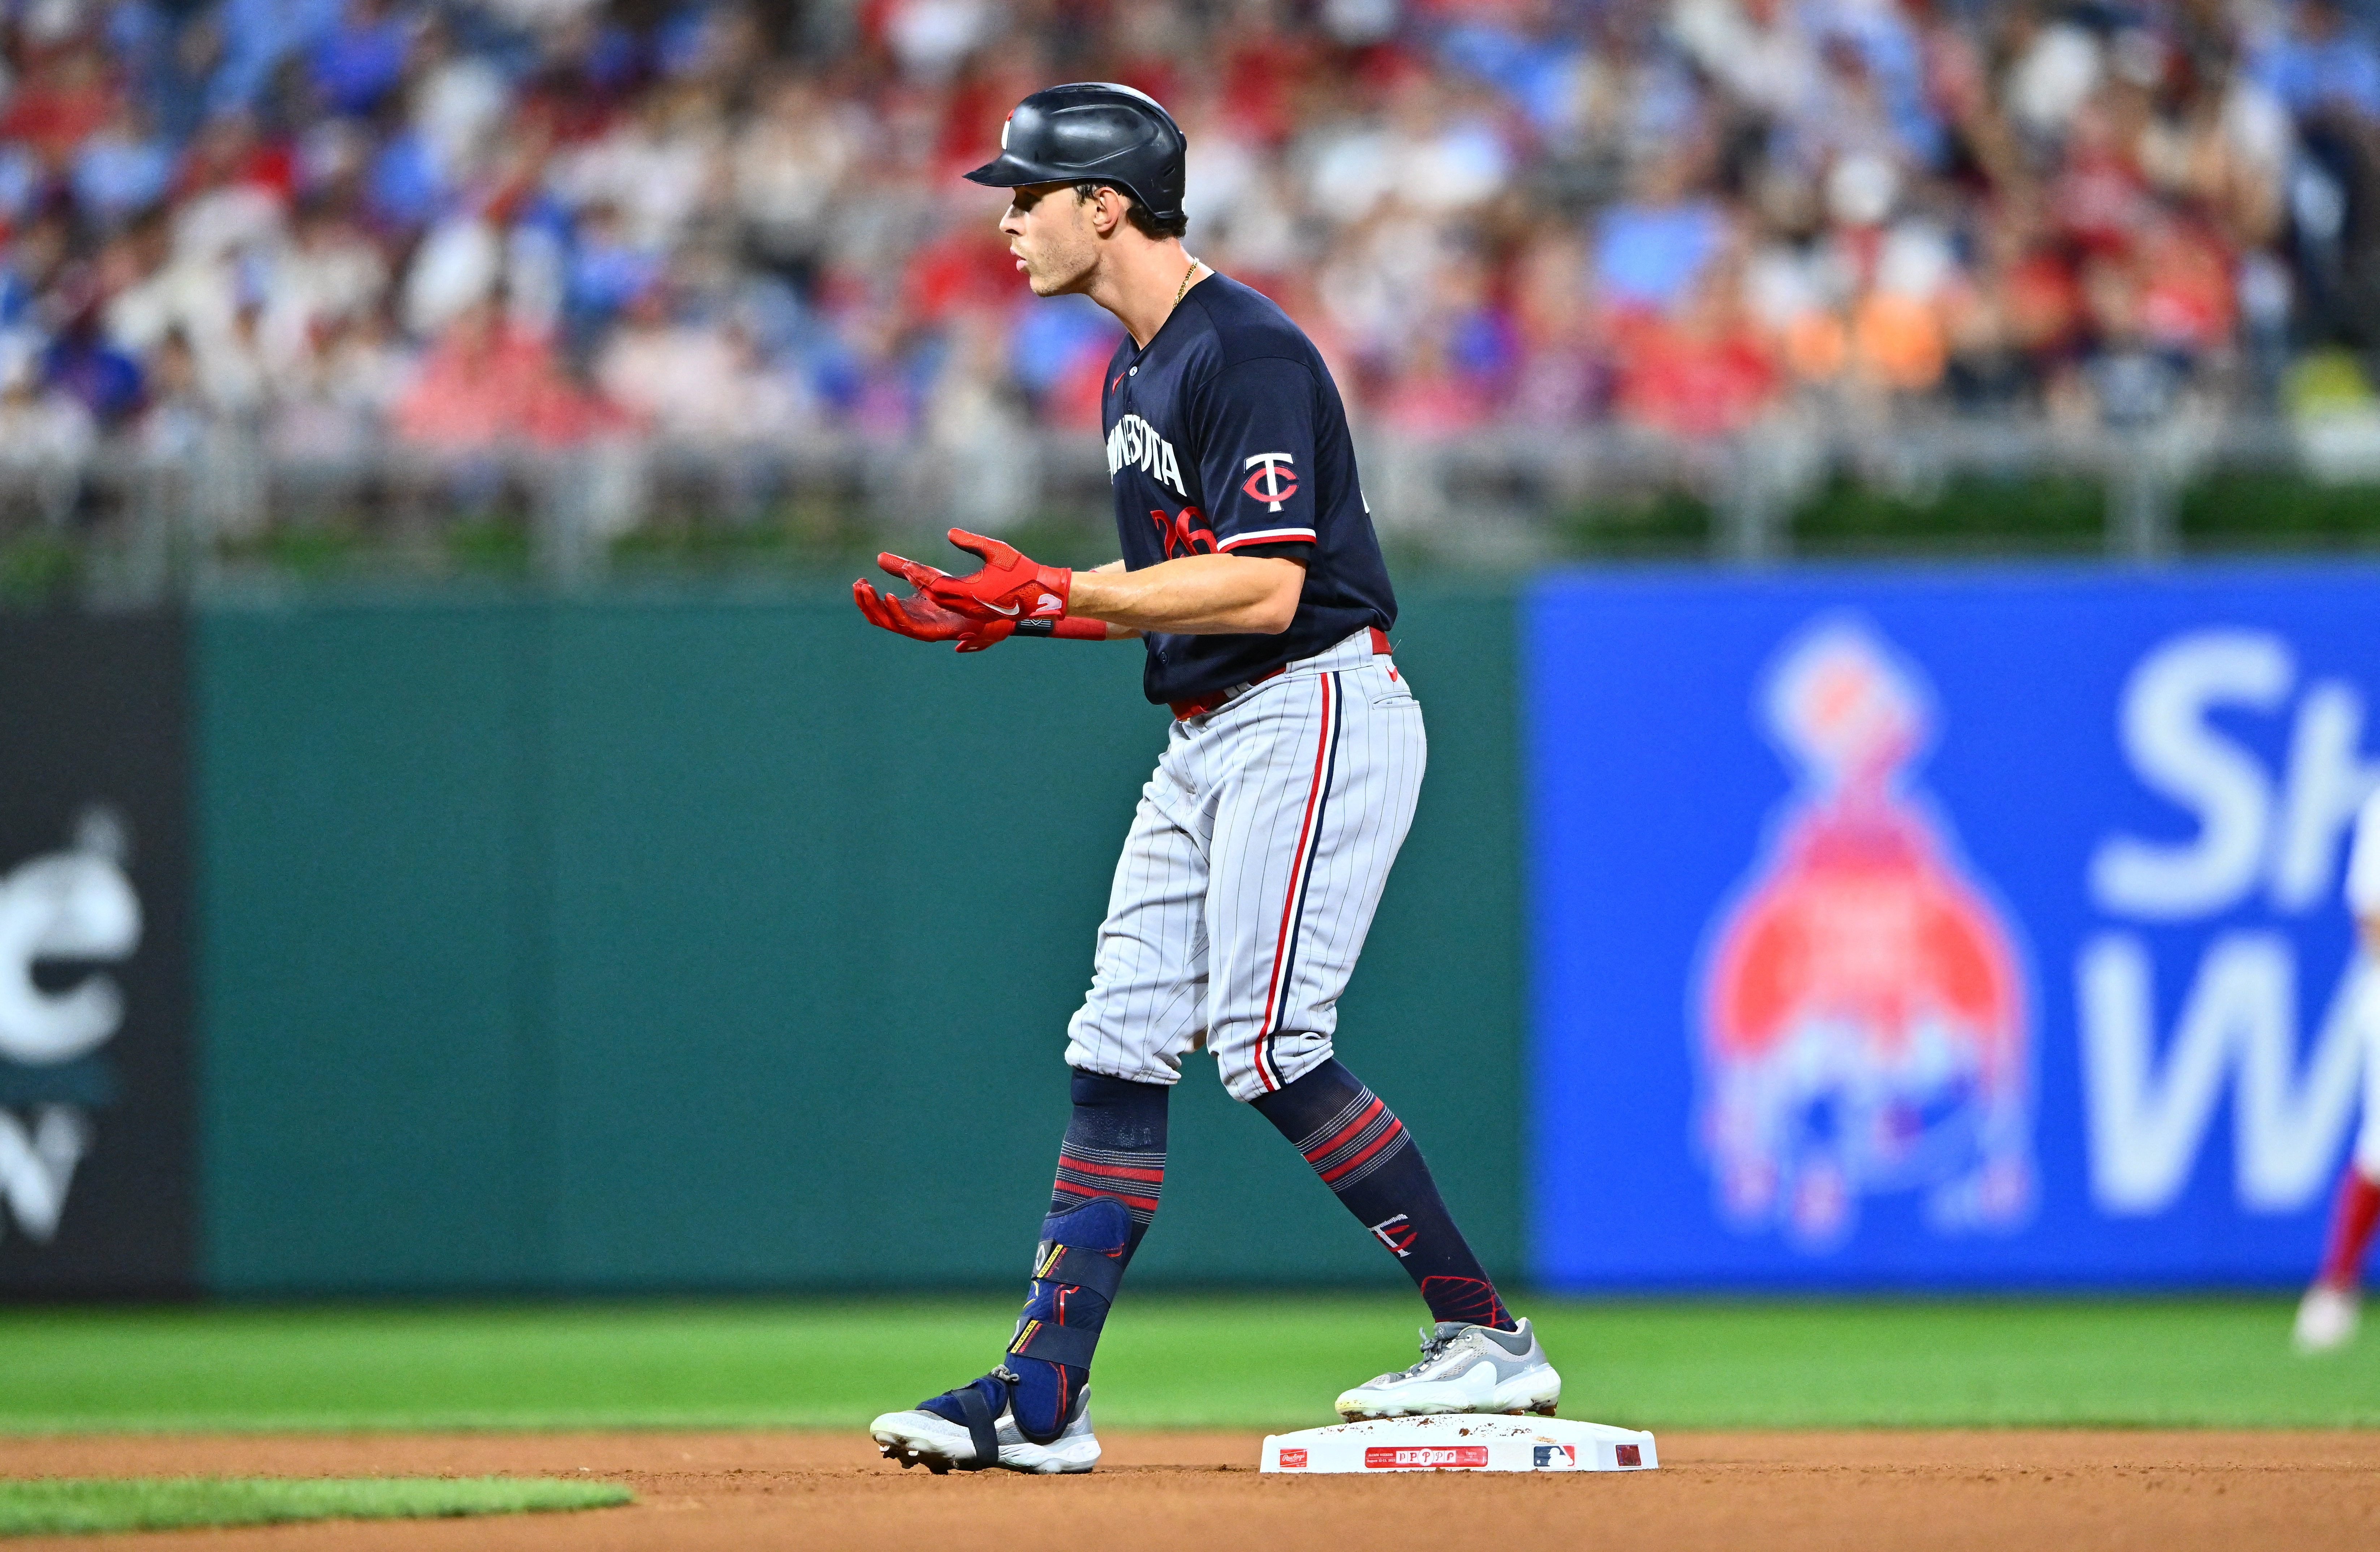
[853,560,1017,653]
[901,528,1072,623]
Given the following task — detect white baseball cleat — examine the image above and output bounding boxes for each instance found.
[2293,1284,2360,1354]
[1335,1318,1562,1421]
[870,1372,1100,1474]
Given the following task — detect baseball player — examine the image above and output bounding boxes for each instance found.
[2294,780,2380,1353]
[854,83,1559,1474]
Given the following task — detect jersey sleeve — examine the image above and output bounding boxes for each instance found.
[2347,787,2380,917]
[1189,355,1322,552]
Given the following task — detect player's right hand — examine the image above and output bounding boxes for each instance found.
[854,558,1016,653]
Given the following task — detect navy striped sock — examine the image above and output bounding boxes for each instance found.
[1048,1070,1167,1249]
[1253,1058,1513,1330]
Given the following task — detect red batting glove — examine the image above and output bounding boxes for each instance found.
[914,528,1073,623]
[853,559,1017,653]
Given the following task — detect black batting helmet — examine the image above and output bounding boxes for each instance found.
[962,82,1187,227]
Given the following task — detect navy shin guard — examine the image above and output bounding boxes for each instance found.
[1003,1195,1131,1434]
[926,1070,1167,1444]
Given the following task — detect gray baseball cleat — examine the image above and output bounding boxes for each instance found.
[870,1368,1101,1474]
[1334,1318,1562,1420]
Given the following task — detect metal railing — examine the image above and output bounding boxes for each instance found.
[4,410,2375,604]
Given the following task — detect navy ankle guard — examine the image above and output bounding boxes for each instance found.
[1007,1197,1130,1371]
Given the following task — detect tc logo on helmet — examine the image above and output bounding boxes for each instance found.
[1242,452,1298,511]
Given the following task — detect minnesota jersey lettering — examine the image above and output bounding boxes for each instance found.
[1105,414,1187,498]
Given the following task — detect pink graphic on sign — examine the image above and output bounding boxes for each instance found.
[1697,618,2034,1250]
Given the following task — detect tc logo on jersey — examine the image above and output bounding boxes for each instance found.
[1241,452,1298,511]
[1108,414,1188,497]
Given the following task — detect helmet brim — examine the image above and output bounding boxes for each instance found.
[963,153,1076,190]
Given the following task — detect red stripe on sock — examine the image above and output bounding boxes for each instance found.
[1319,1118,1405,1185]
[1304,1097,1387,1165]
[1420,1275,1510,1329]
[1058,1154,1166,1183]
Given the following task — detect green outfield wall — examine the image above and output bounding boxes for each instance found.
[194,588,1523,1294]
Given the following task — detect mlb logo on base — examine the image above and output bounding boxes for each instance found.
[1262,1416,1657,1473]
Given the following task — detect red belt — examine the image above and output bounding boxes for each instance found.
[1170,627,1391,721]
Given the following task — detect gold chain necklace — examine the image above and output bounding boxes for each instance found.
[1173,255,1202,308]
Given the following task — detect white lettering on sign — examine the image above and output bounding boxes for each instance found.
[0,848,141,1066]
[2091,631,2380,921]
[2079,934,2372,1213]
[2090,632,2294,919]
[2077,628,2380,1220]
[2269,680,2379,912]
[0,1106,89,1242]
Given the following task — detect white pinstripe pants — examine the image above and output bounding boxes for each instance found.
[1065,629,1427,1102]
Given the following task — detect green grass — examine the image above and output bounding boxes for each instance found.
[0,1295,2371,1433]
[0,1476,629,1536]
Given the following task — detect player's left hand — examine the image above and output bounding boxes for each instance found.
[853,563,1016,653]
[910,529,1073,624]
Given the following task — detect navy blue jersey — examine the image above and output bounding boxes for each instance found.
[1100,272,1396,705]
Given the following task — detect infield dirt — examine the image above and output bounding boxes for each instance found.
[3,1430,2375,1550]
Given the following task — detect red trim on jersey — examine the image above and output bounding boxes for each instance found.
[1217,527,1317,551]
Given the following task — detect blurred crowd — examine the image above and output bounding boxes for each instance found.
[0,0,2375,465]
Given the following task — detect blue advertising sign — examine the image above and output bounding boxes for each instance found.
[1529,567,2380,1288]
